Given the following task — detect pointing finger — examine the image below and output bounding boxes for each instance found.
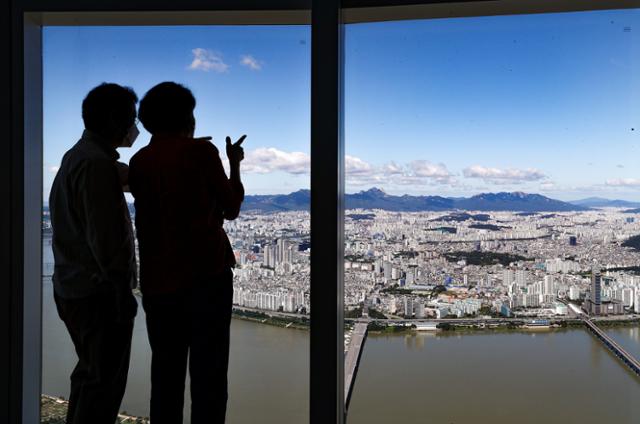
[234,135,247,146]
[226,136,232,146]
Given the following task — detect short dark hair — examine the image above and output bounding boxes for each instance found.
[82,83,138,134]
[138,82,196,134]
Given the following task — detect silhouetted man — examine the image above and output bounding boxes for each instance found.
[49,83,139,424]
[129,82,245,424]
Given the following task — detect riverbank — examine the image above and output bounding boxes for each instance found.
[41,395,148,424]
[231,309,640,334]
[133,291,312,331]
[368,318,640,334]
[232,308,310,330]
[135,290,640,334]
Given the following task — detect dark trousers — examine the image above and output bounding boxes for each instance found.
[142,268,234,424]
[54,291,134,424]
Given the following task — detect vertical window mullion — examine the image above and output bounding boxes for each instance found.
[310,0,345,423]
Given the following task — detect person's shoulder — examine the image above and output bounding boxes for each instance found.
[67,142,111,172]
[80,155,115,175]
[191,137,219,151]
[62,139,87,162]
[68,137,114,167]
[130,144,152,165]
[189,137,220,157]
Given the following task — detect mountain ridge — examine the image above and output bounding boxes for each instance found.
[242,188,589,213]
[569,197,640,208]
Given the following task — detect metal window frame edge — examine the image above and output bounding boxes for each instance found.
[311,0,345,422]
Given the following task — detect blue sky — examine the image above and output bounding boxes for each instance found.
[44,9,640,200]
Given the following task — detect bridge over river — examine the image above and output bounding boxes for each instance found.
[583,318,640,376]
[344,322,368,409]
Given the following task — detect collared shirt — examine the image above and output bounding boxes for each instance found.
[49,130,137,299]
[129,136,244,295]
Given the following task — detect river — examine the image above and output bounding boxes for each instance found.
[42,237,639,423]
[348,329,640,423]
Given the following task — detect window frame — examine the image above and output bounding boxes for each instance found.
[3,0,638,423]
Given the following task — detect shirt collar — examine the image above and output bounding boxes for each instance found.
[81,129,120,161]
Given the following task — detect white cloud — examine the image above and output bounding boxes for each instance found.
[244,148,309,175]
[346,155,375,175]
[463,165,546,183]
[240,55,263,71]
[188,48,229,72]
[346,158,455,186]
[242,150,377,178]
[408,161,453,182]
[605,178,640,187]
[239,149,459,188]
[382,162,403,176]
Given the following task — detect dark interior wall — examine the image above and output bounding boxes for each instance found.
[0,0,12,422]
[3,1,24,423]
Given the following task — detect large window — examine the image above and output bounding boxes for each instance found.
[42,24,310,423]
[344,9,640,423]
[7,2,640,424]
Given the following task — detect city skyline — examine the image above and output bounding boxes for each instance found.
[44,9,640,201]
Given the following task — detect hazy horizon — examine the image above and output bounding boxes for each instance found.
[40,185,640,206]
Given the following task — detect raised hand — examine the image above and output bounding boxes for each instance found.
[226,135,246,165]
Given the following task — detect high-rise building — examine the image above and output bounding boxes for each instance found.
[592,267,601,306]
[502,269,515,286]
[622,287,634,308]
[584,266,602,315]
[403,297,414,317]
[569,285,580,300]
[383,261,392,280]
[391,267,399,280]
[543,275,555,296]
[524,294,540,308]
[515,270,528,287]
[263,244,275,268]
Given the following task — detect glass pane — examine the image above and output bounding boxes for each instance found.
[42,25,310,423]
[344,9,640,423]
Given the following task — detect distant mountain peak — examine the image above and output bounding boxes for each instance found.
[472,191,533,199]
[361,187,386,196]
[241,188,588,213]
